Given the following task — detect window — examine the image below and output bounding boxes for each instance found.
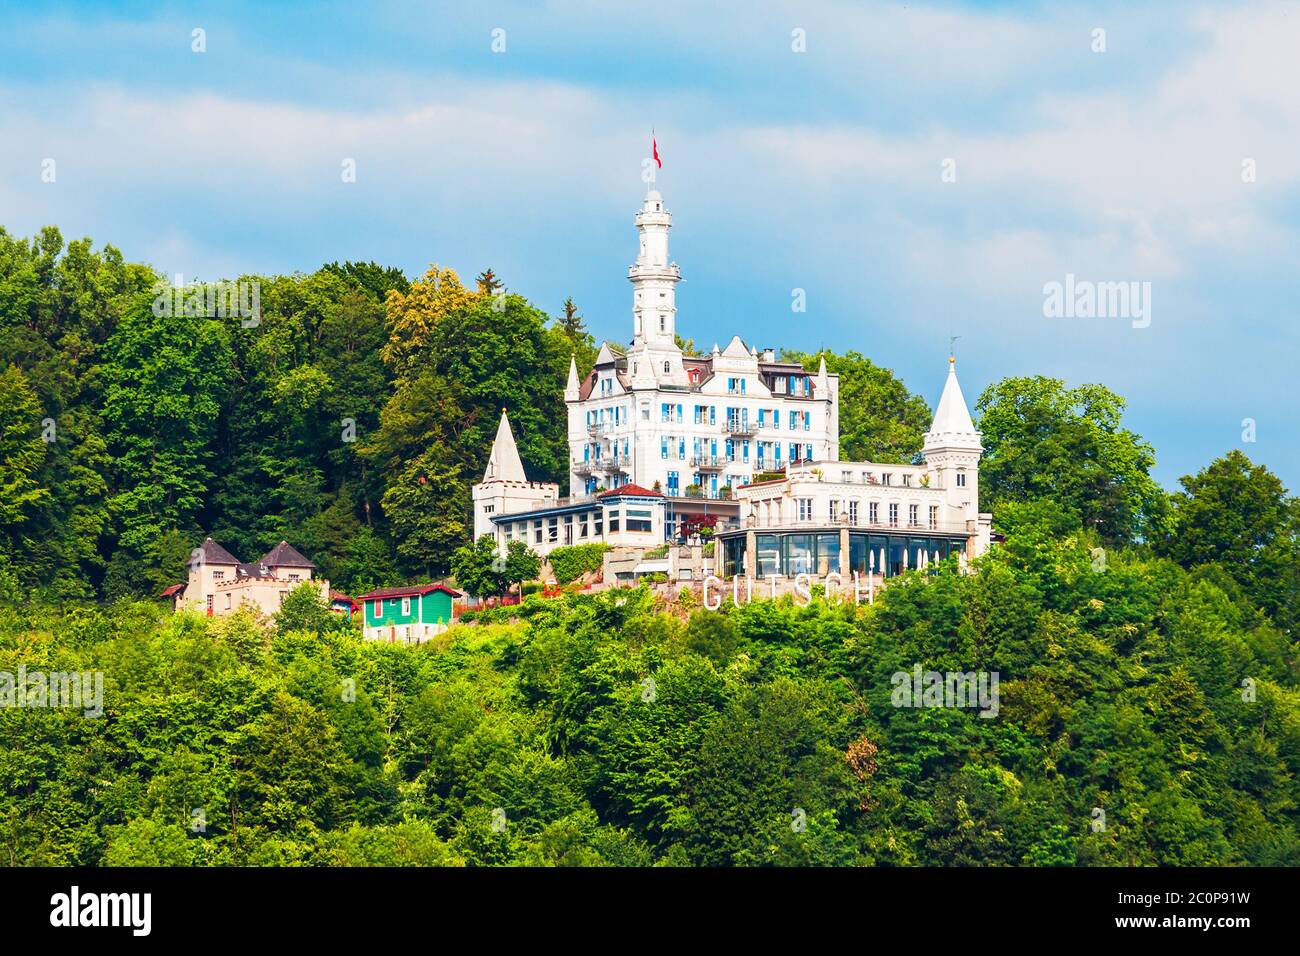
[213,570,224,581]
[660,318,665,333]
[849,500,859,524]
[663,360,670,373]
[957,471,967,487]
[909,504,919,527]
[882,473,892,486]
[608,509,619,532]
[797,498,814,521]
[902,474,910,487]
[401,596,411,615]
[869,502,878,524]
[371,600,381,616]
[829,498,840,520]
[625,508,653,533]
[225,594,232,610]
[888,503,899,527]
[289,574,300,583]
[929,505,939,530]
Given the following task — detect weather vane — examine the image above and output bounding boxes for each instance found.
[949,334,960,358]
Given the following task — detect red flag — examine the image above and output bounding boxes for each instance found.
[652,134,662,169]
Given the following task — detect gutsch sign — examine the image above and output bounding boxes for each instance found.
[702,573,883,609]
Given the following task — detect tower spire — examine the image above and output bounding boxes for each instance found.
[564,354,580,402]
[483,408,528,483]
[925,357,980,446]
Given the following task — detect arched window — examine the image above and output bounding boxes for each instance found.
[663,361,670,374]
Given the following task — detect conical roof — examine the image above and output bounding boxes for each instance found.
[924,357,981,448]
[483,409,528,482]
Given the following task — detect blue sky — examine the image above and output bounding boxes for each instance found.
[2,1,1297,490]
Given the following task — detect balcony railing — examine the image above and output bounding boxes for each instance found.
[690,455,725,470]
[737,516,973,535]
[726,419,757,437]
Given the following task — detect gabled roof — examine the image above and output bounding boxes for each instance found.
[195,537,241,565]
[259,540,315,568]
[357,583,462,600]
[596,483,664,499]
[160,583,185,598]
[483,409,528,483]
[721,335,751,359]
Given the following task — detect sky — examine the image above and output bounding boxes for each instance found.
[1,0,1297,490]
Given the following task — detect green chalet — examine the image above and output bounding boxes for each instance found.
[357,584,461,643]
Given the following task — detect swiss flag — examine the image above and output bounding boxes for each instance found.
[652,134,662,169]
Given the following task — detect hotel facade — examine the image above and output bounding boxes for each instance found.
[473,188,992,575]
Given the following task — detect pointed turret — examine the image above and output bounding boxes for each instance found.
[925,356,980,448]
[815,354,829,395]
[484,409,528,483]
[564,355,580,402]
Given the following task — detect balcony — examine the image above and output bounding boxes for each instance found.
[690,455,725,470]
[726,419,757,438]
[572,460,597,476]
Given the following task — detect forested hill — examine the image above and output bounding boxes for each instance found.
[3,227,1300,867]
[1,513,1297,866]
[1,226,1298,635]
[0,227,936,601]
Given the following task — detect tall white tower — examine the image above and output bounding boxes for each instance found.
[628,190,680,346]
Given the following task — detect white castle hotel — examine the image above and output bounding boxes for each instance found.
[473,189,992,583]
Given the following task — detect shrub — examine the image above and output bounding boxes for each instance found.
[547,543,610,584]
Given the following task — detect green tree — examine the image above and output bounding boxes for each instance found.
[976,376,1168,544]
[1155,450,1300,635]
[450,534,506,597]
